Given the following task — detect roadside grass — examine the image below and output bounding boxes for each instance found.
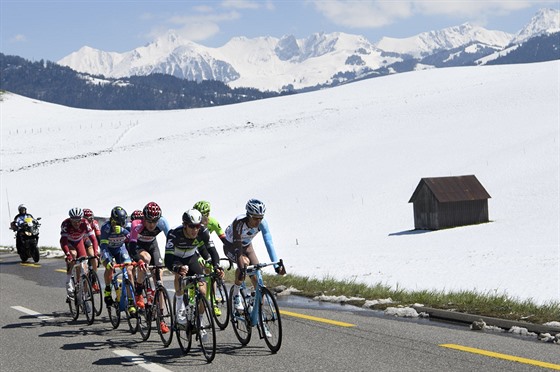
[253,272,560,325]
[4,246,558,325]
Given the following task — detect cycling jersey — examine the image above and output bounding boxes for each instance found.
[128,217,169,264]
[60,217,98,257]
[99,221,131,264]
[205,216,226,243]
[225,214,278,263]
[165,225,220,270]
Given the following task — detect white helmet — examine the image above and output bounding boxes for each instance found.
[69,207,83,220]
[182,209,202,225]
[246,199,266,217]
[18,204,27,214]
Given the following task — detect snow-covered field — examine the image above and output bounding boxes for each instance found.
[1,61,558,304]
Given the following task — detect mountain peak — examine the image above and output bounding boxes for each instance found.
[511,8,560,44]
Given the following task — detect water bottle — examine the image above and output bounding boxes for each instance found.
[247,292,255,313]
[116,285,122,302]
[188,287,195,304]
[185,305,193,321]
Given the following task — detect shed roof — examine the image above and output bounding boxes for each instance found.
[408,175,491,203]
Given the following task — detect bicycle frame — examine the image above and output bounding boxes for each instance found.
[112,263,135,312]
[240,260,281,326]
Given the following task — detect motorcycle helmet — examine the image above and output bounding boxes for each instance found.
[18,204,27,214]
[83,208,94,219]
[245,199,266,217]
[193,200,211,216]
[182,209,202,226]
[110,206,127,226]
[143,202,161,222]
[69,207,83,220]
[131,209,144,221]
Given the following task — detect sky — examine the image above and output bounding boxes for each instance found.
[1,60,559,306]
[1,0,559,62]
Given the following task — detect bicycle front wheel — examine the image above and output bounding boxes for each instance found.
[81,275,95,325]
[107,283,121,329]
[229,286,251,345]
[138,279,154,341]
[88,270,103,316]
[67,277,79,321]
[196,295,216,363]
[154,286,173,347]
[259,286,282,353]
[125,282,139,334]
[174,296,193,354]
[211,277,229,330]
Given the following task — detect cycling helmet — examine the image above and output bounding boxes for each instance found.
[143,202,161,222]
[83,208,94,219]
[131,209,144,221]
[246,199,266,217]
[182,209,202,225]
[193,200,211,216]
[110,206,127,226]
[18,204,27,214]
[69,207,83,220]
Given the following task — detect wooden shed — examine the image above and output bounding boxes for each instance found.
[408,175,491,230]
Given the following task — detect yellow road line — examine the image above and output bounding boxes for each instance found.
[20,263,41,268]
[440,344,560,370]
[55,268,66,273]
[280,310,356,327]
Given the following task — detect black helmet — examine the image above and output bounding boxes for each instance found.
[110,206,127,226]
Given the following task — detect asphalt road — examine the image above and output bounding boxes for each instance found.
[1,251,558,371]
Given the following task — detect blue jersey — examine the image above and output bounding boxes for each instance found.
[99,221,130,251]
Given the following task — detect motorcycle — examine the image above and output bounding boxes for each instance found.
[15,217,41,263]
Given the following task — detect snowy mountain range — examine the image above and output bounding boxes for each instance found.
[58,8,559,92]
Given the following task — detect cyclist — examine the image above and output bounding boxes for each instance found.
[82,208,101,290]
[193,200,227,245]
[128,202,170,311]
[60,208,99,298]
[165,209,224,328]
[99,206,136,315]
[10,204,35,257]
[223,199,285,312]
[193,200,227,315]
[130,209,144,222]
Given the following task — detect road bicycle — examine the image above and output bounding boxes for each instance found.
[174,272,217,363]
[106,262,139,334]
[67,256,95,325]
[137,265,174,347]
[85,255,103,316]
[228,259,284,353]
[204,258,230,330]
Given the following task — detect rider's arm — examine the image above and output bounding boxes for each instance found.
[158,216,171,236]
[164,229,176,271]
[259,219,278,264]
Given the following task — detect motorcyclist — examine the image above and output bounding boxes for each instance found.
[10,204,35,255]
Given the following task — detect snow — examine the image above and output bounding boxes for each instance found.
[1,61,559,305]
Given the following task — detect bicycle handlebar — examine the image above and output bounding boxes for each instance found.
[244,259,284,274]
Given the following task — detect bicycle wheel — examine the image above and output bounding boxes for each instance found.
[211,277,229,330]
[229,286,251,345]
[175,296,193,354]
[155,286,174,347]
[88,270,103,316]
[138,280,153,341]
[67,277,79,321]
[80,275,95,325]
[258,286,282,353]
[196,295,216,363]
[124,282,139,334]
[107,283,121,329]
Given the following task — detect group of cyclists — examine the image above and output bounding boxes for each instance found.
[56,198,284,333]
